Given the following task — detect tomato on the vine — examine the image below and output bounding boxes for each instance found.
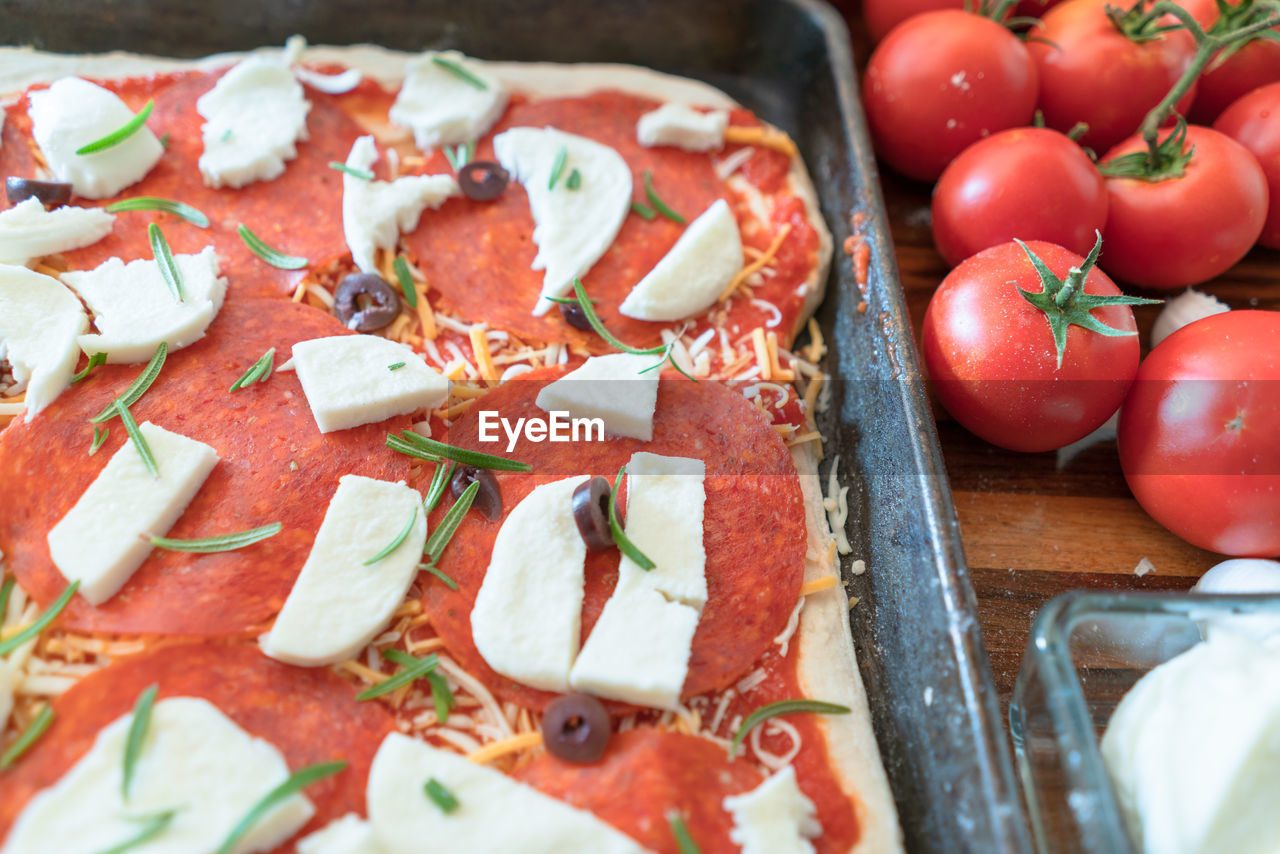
[1214,81,1280,248]
[1118,311,1280,556]
[863,9,1038,182]
[1028,0,1198,152]
[931,126,1107,267]
[922,236,1154,452]
[1178,0,1280,122]
[1099,123,1267,288]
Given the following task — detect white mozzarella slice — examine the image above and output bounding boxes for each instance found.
[0,263,87,421]
[568,574,699,710]
[533,353,659,441]
[46,422,219,605]
[0,660,15,732]
[471,475,589,692]
[291,335,449,433]
[569,453,706,709]
[298,813,387,854]
[3,697,313,854]
[619,199,742,322]
[61,246,227,365]
[723,767,822,854]
[27,77,164,200]
[0,198,115,267]
[342,135,457,274]
[1101,632,1280,854]
[261,475,427,667]
[366,733,647,854]
[615,452,707,607]
[389,51,508,150]
[197,54,311,189]
[493,127,632,315]
[636,103,728,151]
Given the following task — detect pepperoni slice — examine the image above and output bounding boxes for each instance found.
[401,92,821,350]
[419,368,805,712]
[58,69,362,299]
[0,299,414,635]
[513,729,762,853]
[0,642,393,851]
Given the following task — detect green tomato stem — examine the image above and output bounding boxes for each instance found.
[1138,2,1280,165]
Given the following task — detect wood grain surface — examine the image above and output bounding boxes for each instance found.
[834,0,1280,715]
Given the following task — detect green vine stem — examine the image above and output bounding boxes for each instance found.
[1134,1,1280,165]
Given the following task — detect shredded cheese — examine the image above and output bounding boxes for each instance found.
[799,575,838,596]
[724,125,798,158]
[719,224,793,302]
[466,731,544,764]
[824,455,853,556]
[291,282,307,303]
[773,597,804,657]
[468,326,499,384]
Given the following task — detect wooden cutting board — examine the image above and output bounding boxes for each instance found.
[834,0,1280,714]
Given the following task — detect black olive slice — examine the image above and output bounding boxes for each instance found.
[451,465,503,521]
[571,476,614,552]
[6,177,72,208]
[333,273,400,333]
[458,160,510,202]
[541,693,611,764]
[559,299,593,331]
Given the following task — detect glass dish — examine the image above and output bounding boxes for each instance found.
[1010,589,1280,853]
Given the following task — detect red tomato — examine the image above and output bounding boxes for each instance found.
[1214,82,1280,248]
[1028,0,1198,152]
[931,126,1108,267]
[1118,311,1280,556]
[862,10,1038,182]
[922,239,1142,452]
[1177,0,1280,123]
[1100,125,1268,288]
[863,0,966,42]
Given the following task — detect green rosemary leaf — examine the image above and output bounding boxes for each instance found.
[149,523,282,554]
[237,224,308,270]
[106,197,210,228]
[75,99,154,155]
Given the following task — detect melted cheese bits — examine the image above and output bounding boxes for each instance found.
[389,51,508,150]
[197,54,311,188]
[1101,632,1280,854]
[3,698,314,854]
[569,453,706,709]
[0,198,115,267]
[261,475,427,667]
[493,127,632,315]
[61,246,228,364]
[47,422,219,605]
[342,135,457,274]
[471,475,589,692]
[0,659,15,732]
[298,813,386,854]
[723,767,823,854]
[367,733,646,854]
[619,198,744,322]
[533,353,659,441]
[0,264,87,421]
[27,77,165,199]
[291,335,449,433]
[636,102,729,151]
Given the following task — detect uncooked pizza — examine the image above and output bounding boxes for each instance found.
[0,38,901,854]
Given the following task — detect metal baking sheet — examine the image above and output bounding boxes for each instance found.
[0,0,1031,849]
